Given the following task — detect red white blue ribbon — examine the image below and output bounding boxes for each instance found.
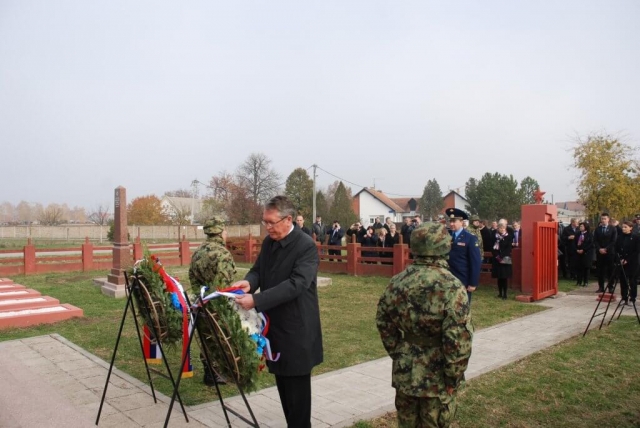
[199,286,280,362]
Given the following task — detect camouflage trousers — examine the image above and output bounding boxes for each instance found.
[395,390,457,428]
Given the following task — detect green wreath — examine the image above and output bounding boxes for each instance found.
[198,297,261,392]
[130,257,184,347]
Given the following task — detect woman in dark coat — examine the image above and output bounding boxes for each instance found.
[492,224,513,300]
[615,221,639,304]
[361,226,377,262]
[575,222,594,287]
[376,227,395,263]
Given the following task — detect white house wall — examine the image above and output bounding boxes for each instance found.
[358,193,402,225]
[454,194,467,210]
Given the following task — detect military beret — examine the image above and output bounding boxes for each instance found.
[445,208,468,221]
[203,215,226,235]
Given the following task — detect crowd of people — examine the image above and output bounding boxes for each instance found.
[560,213,640,305]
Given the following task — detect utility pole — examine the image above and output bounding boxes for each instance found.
[312,164,317,221]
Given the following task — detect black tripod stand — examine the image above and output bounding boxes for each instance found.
[96,271,189,425]
[162,291,259,428]
[584,254,640,336]
[608,256,640,326]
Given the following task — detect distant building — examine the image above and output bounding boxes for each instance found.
[555,201,586,224]
[352,188,408,224]
[352,188,470,224]
[442,190,469,213]
[160,196,203,224]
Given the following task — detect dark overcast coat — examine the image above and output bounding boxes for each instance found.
[246,227,323,376]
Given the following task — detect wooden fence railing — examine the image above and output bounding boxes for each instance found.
[0,236,521,288]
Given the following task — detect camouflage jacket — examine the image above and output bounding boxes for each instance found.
[466,225,483,256]
[376,257,473,401]
[188,236,236,293]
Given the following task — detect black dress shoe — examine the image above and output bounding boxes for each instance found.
[595,289,604,293]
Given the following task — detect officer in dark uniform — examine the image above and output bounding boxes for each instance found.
[446,208,481,306]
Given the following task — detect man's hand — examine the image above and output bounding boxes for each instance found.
[446,386,455,396]
[231,280,251,293]
[599,249,607,254]
[467,286,477,292]
[235,294,255,310]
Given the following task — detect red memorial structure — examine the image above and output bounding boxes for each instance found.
[102,186,131,298]
[517,188,559,302]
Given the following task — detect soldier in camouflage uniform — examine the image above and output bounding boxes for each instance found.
[467,215,484,258]
[376,222,473,428]
[189,215,236,293]
[188,215,237,386]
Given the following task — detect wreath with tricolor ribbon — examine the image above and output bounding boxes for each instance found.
[196,285,280,392]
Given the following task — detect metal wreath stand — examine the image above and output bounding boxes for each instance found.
[96,271,189,425]
[163,289,260,428]
[583,253,640,337]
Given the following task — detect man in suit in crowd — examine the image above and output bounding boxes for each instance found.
[235,196,323,428]
[633,214,640,236]
[295,215,312,237]
[400,217,412,246]
[347,221,367,243]
[562,218,580,281]
[312,215,326,245]
[446,208,481,306]
[593,212,617,293]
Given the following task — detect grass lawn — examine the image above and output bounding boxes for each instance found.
[0,268,550,405]
[352,316,640,428]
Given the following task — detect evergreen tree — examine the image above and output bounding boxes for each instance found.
[465,178,479,215]
[315,190,329,220]
[420,179,444,221]
[327,182,358,227]
[284,168,314,217]
[518,176,540,206]
[464,173,520,221]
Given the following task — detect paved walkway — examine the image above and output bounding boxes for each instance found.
[0,287,636,428]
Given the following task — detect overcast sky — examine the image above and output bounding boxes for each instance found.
[1,1,638,210]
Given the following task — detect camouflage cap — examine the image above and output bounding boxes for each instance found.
[203,215,225,235]
[470,215,480,222]
[410,222,451,257]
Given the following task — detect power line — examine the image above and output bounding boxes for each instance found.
[314,165,419,197]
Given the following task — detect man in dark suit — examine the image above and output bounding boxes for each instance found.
[295,214,312,237]
[446,208,481,306]
[235,196,323,427]
[562,218,580,281]
[632,214,640,236]
[593,212,617,293]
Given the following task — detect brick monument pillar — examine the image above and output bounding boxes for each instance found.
[517,196,558,302]
[102,186,131,298]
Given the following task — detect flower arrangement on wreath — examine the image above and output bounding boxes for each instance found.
[196,285,280,393]
[129,254,187,347]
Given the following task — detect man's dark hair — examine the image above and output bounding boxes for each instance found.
[601,212,610,217]
[265,195,296,219]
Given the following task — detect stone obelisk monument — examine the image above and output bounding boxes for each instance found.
[102,186,131,298]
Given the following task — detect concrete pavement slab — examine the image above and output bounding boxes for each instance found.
[0,291,635,427]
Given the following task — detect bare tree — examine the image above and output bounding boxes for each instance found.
[38,204,64,225]
[88,204,111,225]
[164,189,193,198]
[236,153,281,204]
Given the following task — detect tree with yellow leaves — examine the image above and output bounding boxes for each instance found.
[572,133,640,220]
